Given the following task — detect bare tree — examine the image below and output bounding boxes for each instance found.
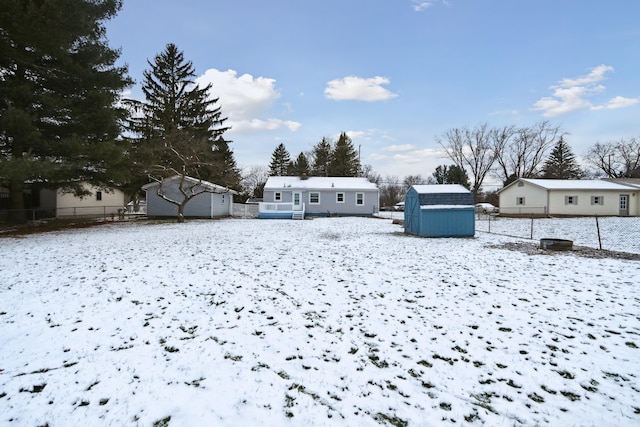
[403,174,427,190]
[436,123,496,194]
[586,137,640,178]
[495,121,562,184]
[379,176,403,208]
[241,165,270,199]
[142,130,232,222]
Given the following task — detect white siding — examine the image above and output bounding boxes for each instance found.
[56,183,126,217]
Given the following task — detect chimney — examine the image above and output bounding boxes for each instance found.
[300,173,308,180]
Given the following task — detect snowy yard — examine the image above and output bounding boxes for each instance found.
[1,217,639,426]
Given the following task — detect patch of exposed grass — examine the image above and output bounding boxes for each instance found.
[560,391,581,401]
[153,416,171,427]
[373,412,408,427]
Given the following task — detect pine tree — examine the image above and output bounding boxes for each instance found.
[128,44,232,182]
[211,138,241,190]
[329,132,361,177]
[290,152,310,177]
[0,0,132,223]
[541,137,583,179]
[127,43,234,221]
[310,137,333,176]
[447,165,471,189]
[269,143,291,176]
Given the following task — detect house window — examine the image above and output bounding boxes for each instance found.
[565,195,578,205]
[516,197,525,205]
[274,192,281,201]
[309,192,320,204]
[336,192,345,203]
[517,181,524,187]
[591,196,603,205]
[96,191,102,201]
[222,194,225,204]
[356,192,364,206]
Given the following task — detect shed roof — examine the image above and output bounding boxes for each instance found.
[265,176,378,190]
[410,184,471,194]
[141,175,238,194]
[504,178,637,192]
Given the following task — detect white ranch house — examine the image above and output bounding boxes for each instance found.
[499,178,639,217]
[260,176,379,219]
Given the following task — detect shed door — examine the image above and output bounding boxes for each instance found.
[619,194,629,216]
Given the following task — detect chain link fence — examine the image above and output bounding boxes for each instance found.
[1,205,147,226]
[476,214,640,254]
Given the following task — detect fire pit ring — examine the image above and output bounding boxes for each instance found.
[540,238,573,251]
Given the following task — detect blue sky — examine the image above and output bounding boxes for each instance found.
[106,0,639,181]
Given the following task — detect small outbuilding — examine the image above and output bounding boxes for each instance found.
[404,184,475,238]
[142,175,237,218]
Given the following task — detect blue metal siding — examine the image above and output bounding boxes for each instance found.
[404,186,475,237]
[417,208,475,237]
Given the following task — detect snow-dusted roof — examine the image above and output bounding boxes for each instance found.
[411,184,471,194]
[520,178,637,191]
[141,175,238,194]
[265,176,378,190]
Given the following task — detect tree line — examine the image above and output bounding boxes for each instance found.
[437,121,639,197]
[2,1,638,223]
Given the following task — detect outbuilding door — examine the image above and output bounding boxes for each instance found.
[619,194,629,216]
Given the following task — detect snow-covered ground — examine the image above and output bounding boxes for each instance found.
[474,215,640,254]
[1,217,639,426]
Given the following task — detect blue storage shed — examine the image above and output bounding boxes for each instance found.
[404,184,475,237]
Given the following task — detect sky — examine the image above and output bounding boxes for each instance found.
[105,0,640,183]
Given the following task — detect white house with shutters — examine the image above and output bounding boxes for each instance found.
[498,178,639,217]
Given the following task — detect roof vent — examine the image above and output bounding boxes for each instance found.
[301,173,308,180]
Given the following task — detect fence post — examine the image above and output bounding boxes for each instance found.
[488,214,491,233]
[595,214,602,250]
[530,216,534,240]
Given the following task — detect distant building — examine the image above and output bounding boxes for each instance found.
[498,178,639,216]
[260,176,379,219]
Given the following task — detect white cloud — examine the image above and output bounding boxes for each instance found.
[195,68,300,133]
[383,144,417,152]
[324,76,398,102]
[531,65,638,117]
[232,118,302,133]
[602,95,640,110]
[412,1,432,12]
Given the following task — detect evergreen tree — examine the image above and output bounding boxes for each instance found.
[432,165,470,188]
[211,138,241,190]
[127,44,233,184]
[127,43,234,221]
[432,165,449,184]
[269,143,291,176]
[0,0,132,223]
[310,137,333,176]
[329,132,361,177]
[541,137,583,179]
[447,165,471,189]
[290,152,310,177]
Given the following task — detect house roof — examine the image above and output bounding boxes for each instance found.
[500,178,638,193]
[265,176,378,191]
[602,178,640,189]
[141,175,238,194]
[410,184,471,194]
